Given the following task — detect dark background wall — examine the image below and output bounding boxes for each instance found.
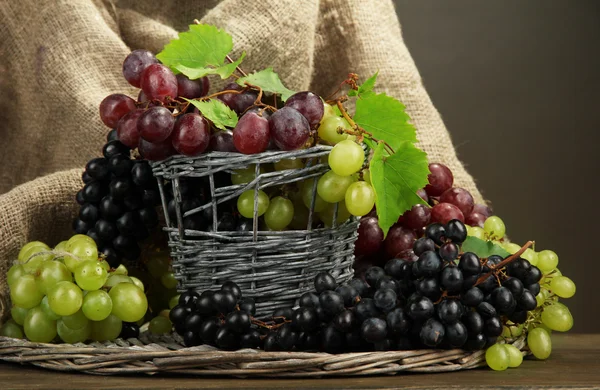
[394,0,600,333]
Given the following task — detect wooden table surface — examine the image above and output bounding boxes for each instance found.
[0,334,598,389]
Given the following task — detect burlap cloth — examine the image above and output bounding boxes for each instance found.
[0,0,482,316]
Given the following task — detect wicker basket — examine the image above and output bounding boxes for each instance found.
[0,334,527,376]
[150,146,358,317]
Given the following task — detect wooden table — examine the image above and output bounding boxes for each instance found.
[0,334,598,389]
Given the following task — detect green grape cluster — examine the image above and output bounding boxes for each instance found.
[1,235,153,344]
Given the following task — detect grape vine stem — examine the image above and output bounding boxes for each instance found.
[474,240,535,286]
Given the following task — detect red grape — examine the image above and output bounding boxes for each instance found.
[176,74,205,99]
[122,50,158,88]
[473,204,493,218]
[284,91,324,128]
[138,106,175,143]
[140,63,178,103]
[431,202,465,224]
[201,76,210,96]
[439,187,474,216]
[99,94,136,128]
[425,163,453,196]
[171,113,210,156]
[269,107,310,150]
[138,138,175,161]
[210,130,236,152]
[417,188,429,203]
[218,83,258,114]
[116,109,144,148]
[233,111,270,154]
[384,225,417,259]
[466,212,486,228]
[355,217,384,256]
[402,204,432,230]
[138,90,148,103]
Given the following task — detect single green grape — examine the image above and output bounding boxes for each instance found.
[10,274,44,309]
[35,260,72,295]
[274,158,304,171]
[318,116,353,145]
[521,248,538,266]
[62,309,89,330]
[98,260,110,272]
[20,245,54,274]
[104,274,132,289]
[485,343,510,371]
[40,296,61,321]
[130,276,145,292]
[537,250,559,273]
[74,261,108,291]
[90,314,122,342]
[161,272,178,290]
[301,179,327,212]
[47,281,83,316]
[550,276,576,298]
[53,240,68,253]
[345,181,376,216]
[18,241,49,262]
[483,216,506,240]
[363,169,371,185]
[466,226,486,240]
[317,170,354,203]
[10,306,29,325]
[231,164,265,185]
[113,264,128,275]
[159,309,170,319]
[82,290,112,321]
[57,319,91,343]
[149,316,172,335]
[536,289,549,307]
[7,264,26,287]
[528,327,552,359]
[321,103,336,123]
[237,190,270,219]
[541,302,573,332]
[328,140,364,176]
[146,253,170,279]
[0,319,24,339]
[319,201,351,228]
[23,306,57,343]
[109,283,148,323]
[504,344,523,368]
[65,234,98,270]
[264,196,295,231]
[501,242,522,254]
[169,295,180,309]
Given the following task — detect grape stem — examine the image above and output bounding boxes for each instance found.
[474,240,535,286]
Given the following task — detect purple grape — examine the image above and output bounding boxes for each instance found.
[425,163,454,196]
[99,94,136,128]
[210,130,236,152]
[268,107,310,150]
[431,202,465,224]
[171,113,210,156]
[355,217,384,256]
[122,50,158,88]
[138,106,175,143]
[140,63,178,103]
[176,74,207,99]
[233,111,270,154]
[284,91,324,128]
[440,187,475,216]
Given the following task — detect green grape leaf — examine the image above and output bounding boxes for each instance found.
[348,71,378,98]
[174,52,246,80]
[461,236,511,258]
[353,93,417,152]
[156,24,242,80]
[370,141,430,236]
[183,98,238,130]
[236,68,295,101]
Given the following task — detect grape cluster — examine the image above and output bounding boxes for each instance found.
[74,130,160,266]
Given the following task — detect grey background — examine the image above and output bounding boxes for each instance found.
[394,0,600,333]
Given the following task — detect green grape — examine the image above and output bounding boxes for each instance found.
[90,314,122,341]
[7,264,26,287]
[35,260,72,295]
[104,274,132,288]
[62,309,89,330]
[64,234,98,271]
[10,306,29,325]
[231,165,265,185]
[363,169,371,185]
[82,290,112,321]
[146,252,170,279]
[113,264,128,275]
[40,296,61,321]
[169,295,180,309]
[541,302,573,332]
[550,276,576,298]
[74,261,108,291]
[317,171,354,203]
[47,281,83,316]
[318,116,353,145]
[345,181,375,216]
[23,306,57,343]
[53,240,68,253]
[161,272,178,290]
[319,201,351,228]
[130,276,145,292]
[109,283,148,322]
[274,158,304,171]
[237,189,270,219]
[537,250,559,273]
[321,103,336,123]
[538,322,553,334]
[159,309,171,319]
[20,245,54,274]
[521,248,538,266]
[264,196,294,231]
[57,319,91,343]
[466,226,485,240]
[18,241,49,262]
[98,260,110,272]
[328,140,364,176]
[485,343,509,371]
[301,179,327,212]
[149,316,172,335]
[501,323,524,338]
[504,344,523,368]
[0,319,24,339]
[527,327,552,359]
[536,289,549,307]
[501,242,522,254]
[483,216,506,240]
[10,274,43,309]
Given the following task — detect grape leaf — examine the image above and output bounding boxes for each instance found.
[174,52,246,80]
[348,71,378,98]
[156,24,242,80]
[236,68,295,101]
[353,93,417,152]
[370,141,430,236]
[461,237,511,258]
[183,98,238,130]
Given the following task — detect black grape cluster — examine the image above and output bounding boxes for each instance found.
[74,130,161,266]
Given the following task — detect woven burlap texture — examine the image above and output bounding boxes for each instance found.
[0,0,482,313]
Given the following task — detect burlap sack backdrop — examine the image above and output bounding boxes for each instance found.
[0,0,482,315]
